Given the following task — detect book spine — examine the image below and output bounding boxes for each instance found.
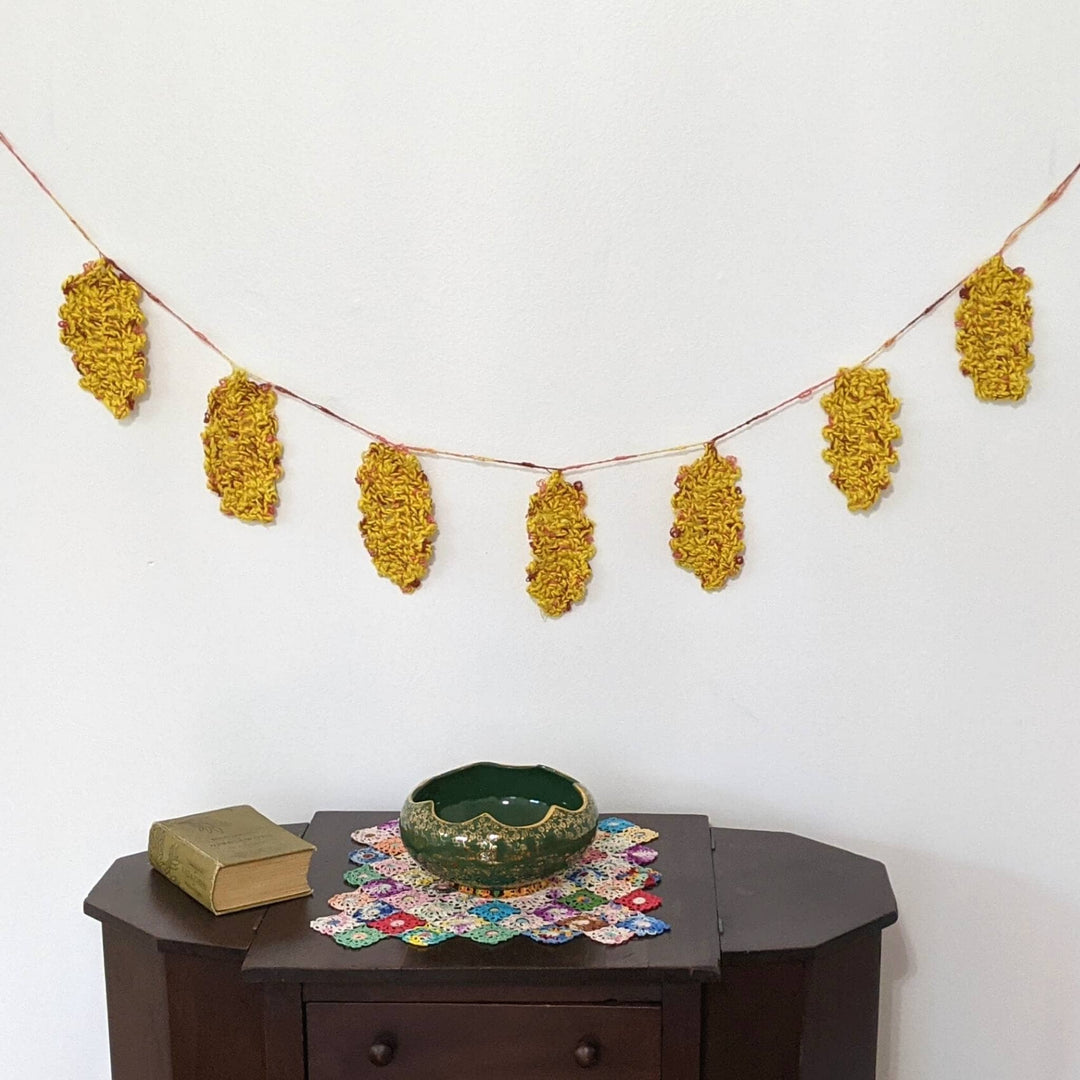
[147,821,223,913]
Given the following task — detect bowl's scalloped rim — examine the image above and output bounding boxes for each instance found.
[406,787,594,832]
[405,762,594,831]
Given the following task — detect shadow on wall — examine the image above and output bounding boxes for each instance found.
[877,899,912,1080]
[872,842,1080,1080]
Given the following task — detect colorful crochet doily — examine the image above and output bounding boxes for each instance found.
[311,816,669,949]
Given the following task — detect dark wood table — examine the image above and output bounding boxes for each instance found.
[84,813,896,1079]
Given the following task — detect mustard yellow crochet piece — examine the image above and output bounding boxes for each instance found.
[821,367,901,512]
[670,444,745,591]
[525,471,595,617]
[58,258,148,419]
[955,255,1033,401]
[356,443,437,594]
[201,370,283,523]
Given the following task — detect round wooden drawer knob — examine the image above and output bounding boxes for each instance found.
[574,1040,600,1068]
[368,1041,395,1066]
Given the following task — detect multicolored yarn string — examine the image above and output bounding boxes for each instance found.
[670,444,745,590]
[58,258,148,419]
[955,255,1034,402]
[310,816,669,951]
[356,442,437,593]
[201,370,284,523]
[821,367,901,511]
[525,471,595,616]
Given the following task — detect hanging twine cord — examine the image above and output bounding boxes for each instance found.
[3,128,1077,474]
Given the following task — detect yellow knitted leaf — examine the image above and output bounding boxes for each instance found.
[670,444,745,590]
[955,255,1033,401]
[525,471,595,617]
[201,370,283,523]
[821,367,901,512]
[356,443,437,593]
[58,258,148,419]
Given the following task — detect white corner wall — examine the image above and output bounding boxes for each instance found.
[2,4,1079,1078]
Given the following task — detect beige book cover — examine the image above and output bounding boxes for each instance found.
[148,804,316,914]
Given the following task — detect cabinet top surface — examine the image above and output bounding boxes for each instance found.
[242,811,720,984]
[83,813,896,973]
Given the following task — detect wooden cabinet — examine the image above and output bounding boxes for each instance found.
[85,812,897,1079]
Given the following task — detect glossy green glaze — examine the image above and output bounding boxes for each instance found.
[399,762,598,890]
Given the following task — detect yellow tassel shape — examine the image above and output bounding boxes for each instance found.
[670,443,745,590]
[525,471,595,617]
[58,258,148,419]
[201,370,283,523]
[356,443,437,593]
[821,366,901,511]
[955,254,1033,401]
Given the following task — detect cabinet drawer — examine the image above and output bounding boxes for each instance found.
[306,1001,662,1080]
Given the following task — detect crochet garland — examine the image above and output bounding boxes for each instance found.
[4,123,1070,615]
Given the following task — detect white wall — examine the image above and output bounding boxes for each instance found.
[2,3,1079,1077]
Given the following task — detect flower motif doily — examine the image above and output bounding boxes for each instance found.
[310,816,669,950]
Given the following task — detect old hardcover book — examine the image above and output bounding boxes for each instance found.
[148,804,316,915]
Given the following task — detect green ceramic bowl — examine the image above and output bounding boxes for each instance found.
[399,762,598,890]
